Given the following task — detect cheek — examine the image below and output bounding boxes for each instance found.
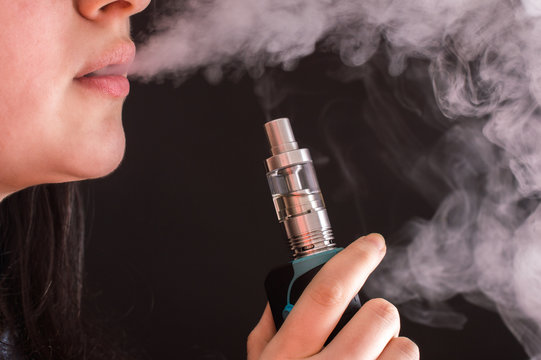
[0,3,127,189]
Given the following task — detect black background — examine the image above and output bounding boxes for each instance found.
[82,7,529,360]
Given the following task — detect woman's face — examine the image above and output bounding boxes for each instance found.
[0,0,150,199]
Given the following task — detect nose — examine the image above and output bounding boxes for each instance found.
[77,0,150,21]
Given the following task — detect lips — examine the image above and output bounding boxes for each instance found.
[75,41,136,98]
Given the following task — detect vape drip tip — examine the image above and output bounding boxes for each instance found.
[264,118,336,259]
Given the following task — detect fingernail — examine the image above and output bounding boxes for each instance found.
[365,233,386,251]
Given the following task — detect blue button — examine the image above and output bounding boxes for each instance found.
[282,304,294,320]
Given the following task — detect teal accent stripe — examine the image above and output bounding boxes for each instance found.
[282,248,343,320]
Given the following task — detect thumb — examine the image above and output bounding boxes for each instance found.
[247,303,276,360]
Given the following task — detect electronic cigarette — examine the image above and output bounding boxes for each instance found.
[263,118,361,341]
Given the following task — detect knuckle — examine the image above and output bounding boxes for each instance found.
[393,337,420,359]
[365,298,400,326]
[309,278,346,307]
[246,328,263,351]
[246,330,258,348]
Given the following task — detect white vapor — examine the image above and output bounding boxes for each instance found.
[132,0,541,358]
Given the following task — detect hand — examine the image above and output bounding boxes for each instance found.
[247,233,419,360]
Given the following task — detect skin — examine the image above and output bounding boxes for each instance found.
[0,1,419,358]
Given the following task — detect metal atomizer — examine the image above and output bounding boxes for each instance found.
[263,118,361,339]
[264,118,336,259]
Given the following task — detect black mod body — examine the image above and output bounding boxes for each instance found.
[265,248,362,343]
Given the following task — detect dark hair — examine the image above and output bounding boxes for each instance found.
[0,183,131,359]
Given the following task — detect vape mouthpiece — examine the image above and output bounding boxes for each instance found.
[264,118,336,259]
[265,118,299,155]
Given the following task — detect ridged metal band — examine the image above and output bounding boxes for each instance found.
[282,209,336,259]
[288,228,336,259]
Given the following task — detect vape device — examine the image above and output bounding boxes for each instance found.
[263,118,361,341]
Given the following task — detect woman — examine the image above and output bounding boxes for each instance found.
[0,0,419,359]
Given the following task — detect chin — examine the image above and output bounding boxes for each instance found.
[61,132,127,181]
[85,137,126,180]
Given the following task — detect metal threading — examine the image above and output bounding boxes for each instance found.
[289,228,336,259]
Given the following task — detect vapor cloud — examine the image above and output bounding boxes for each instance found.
[131,0,541,358]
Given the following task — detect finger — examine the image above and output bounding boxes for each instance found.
[247,303,276,360]
[267,234,386,358]
[319,298,400,360]
[377,337,420,360]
